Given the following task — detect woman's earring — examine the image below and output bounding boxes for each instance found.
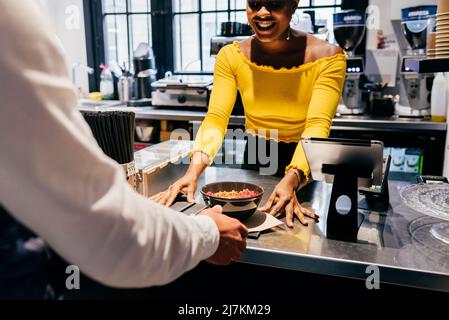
[286,27,291,41]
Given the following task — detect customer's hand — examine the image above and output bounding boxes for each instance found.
[150,173,198,207]
[200,205,249,265]
[259,172,318,228]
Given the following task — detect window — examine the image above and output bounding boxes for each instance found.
[172,0,342,73]
[172,0,247,73]
[102,0,153,70]
[94,0,343,79]
[294,0,342,45]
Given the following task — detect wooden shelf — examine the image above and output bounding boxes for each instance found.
[405,58,449,73]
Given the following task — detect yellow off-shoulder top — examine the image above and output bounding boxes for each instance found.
[192,41,346,176]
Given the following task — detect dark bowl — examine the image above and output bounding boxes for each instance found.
[201,182,264,222]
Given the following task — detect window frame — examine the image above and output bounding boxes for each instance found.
[85,0,349,90]
[172,0,343,74]
[85,0,174,91]
[172,1,247,73]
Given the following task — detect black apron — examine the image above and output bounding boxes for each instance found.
[242,134,297,177]
[0,206,52,299]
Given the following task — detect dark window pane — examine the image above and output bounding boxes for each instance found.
[130,14,152,56]
[104,15,129,67]
[128,0,151,12]
[201,0,228,11]
[102,0,126,13]
[174,14,201,72]
[230,10,248,23]
[202,12,228,71]
[313,0,337,6]
[173,0,199,12]
[230,0,246,10]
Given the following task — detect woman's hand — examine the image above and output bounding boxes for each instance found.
[150,173,198,207]
[150,151,210,207]
[259,170,319,228]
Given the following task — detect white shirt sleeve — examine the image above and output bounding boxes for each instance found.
[0,0,219,288]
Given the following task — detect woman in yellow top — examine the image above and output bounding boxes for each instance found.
[153,0,346,227]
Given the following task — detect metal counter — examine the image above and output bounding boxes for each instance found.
[195,166,449,293]
[77,103,448,131]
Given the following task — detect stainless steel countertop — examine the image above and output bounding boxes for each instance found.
[195,167,449,292]
[77,103,448,131]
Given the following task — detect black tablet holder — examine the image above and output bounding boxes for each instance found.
[322,154,391,242]
[322,163,371,242]
[358,155,391,213]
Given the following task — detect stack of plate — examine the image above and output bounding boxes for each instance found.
[428,31,436,58]
[436,0,449,58]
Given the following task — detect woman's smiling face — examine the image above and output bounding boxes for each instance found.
[247,0,298,42]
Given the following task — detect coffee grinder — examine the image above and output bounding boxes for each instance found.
[333,10,367,115]
[394,5,437,118]
[129,42,157,106]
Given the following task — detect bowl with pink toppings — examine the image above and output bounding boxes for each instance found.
[201,182,264,222]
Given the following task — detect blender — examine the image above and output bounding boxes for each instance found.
[333,10,367,116]
[395,5,437,118]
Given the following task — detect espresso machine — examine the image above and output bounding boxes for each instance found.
[210,21,252,56]
[394,5,437,118]
[333,10,367,115]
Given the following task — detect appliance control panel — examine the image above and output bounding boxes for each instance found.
[346,57,364,74]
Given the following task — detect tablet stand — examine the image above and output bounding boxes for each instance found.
[322,163,371,242]
[358,155,391,213]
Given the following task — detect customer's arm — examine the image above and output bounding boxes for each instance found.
[0,0,220,288]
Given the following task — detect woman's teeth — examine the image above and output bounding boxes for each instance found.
[256,21,275,30]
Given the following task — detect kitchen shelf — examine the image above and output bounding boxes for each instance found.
[405,58,449,73]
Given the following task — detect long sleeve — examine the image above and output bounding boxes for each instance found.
[0,0,219,288]
[191,46,238,160]
[287,54,346,176]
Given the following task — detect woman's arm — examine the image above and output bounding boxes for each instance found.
[191,45,239,164]
[287,54,347,180]
[152,45,239,206]
[261,54,346,226]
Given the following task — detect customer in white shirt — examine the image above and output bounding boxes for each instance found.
[0,0,248,292]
